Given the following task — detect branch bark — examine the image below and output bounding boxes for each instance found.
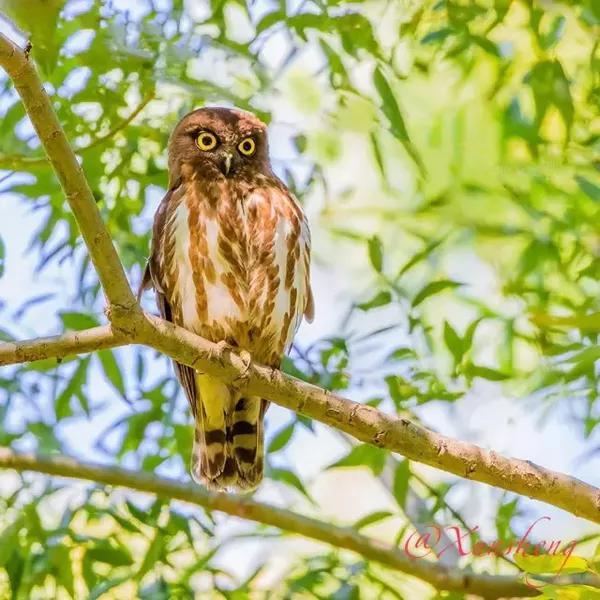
[0,448,545,598]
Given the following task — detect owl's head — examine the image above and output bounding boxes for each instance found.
[167,106,271,186]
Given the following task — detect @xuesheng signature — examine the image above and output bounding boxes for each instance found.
[403,516,578,587]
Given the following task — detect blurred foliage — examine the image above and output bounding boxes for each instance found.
[1,0,600,597]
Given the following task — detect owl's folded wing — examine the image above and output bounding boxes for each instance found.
[138,187,199,418]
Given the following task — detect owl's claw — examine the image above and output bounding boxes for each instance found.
[214,341,252,391]
[215,339,235,354]
[233,349,252,391]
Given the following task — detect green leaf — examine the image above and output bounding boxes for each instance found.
[268,468,312,501]
[97,349,126,397]
[372,66,425,174]
[59,311,100,331]
[88,577,130,600]
[443,321,464,365]
[357,290,392,311]
[0,518,22,567]
[329,444,387,475]
[86,542,134,567]
[539,15,566,50]
[0,0,67,74]
[463,318,482,353]
[514,552,589,575]
[576,176,600,202]
[137,533,163,581]
[367,236,384,272]
[392,459,410,509]
[49,545,75,598]
[126,500,150,524]
[397,238,445,278]
[268,421,296,453]
[495,498,518,541]
[373,67,410,141]
[540,584,600,600]
[466,364,510,381]
[412,280,462,307]
[55,357,91,419]
[370,131,386,179]
[528,59,573,133]
[470,34,500,56]
[255,9,285,35]
[353,510,393,531]
[320,40,350,89]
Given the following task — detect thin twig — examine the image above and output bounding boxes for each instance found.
[0,93,155,169]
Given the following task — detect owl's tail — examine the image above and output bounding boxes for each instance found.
[230,396,267,490]
[190,374,265,491]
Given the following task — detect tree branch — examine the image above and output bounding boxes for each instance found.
[0,32,138,317]
[0,325,126,366]
[137,314,600,525]
[0,448,545,598]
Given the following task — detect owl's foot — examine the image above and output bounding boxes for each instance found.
[215,339,236,355]
[214,341,252,391]
[233,349,252,391]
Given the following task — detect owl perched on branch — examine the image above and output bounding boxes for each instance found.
[140,107,313,491]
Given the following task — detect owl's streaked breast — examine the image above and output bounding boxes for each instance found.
[166,181,309,365]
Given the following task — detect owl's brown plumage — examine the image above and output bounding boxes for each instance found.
[140,107,313,491]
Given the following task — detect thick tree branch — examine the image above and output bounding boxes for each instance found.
[0,32,138,317]
[0,448,545,598]
[137,314,600,525]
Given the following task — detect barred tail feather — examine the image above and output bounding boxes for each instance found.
[190,376,265,492]
[230,397,266,491]
[191,374,231,488]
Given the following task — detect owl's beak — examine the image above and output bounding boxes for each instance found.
[221,153,233,177]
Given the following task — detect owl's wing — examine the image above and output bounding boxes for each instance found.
[304,287,314,323]
[139,186,198,417]
[302,218,314,323]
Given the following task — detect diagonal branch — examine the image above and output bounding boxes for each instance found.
[1,317,600,525]
[0,32,138,316]
[0,448,546,598]
[138,314,600,525]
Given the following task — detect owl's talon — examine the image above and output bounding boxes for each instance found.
[215,339,235,354]
[234,350,252,390]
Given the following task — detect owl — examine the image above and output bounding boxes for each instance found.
[140,107,313,491]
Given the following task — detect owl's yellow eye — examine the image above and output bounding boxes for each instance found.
[196,131,218,151]
[238,137,256,156]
